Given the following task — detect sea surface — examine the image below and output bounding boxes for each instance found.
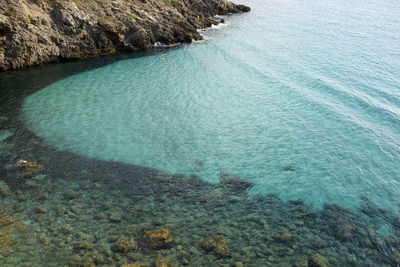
[22,0,400,212]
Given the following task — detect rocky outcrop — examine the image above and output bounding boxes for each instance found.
[0,0,250,71]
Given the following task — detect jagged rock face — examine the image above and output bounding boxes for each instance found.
[0,0,250,71]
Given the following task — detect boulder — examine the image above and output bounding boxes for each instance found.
[309,253,329,267]
[202,234,231,258]
[143,228,174,249]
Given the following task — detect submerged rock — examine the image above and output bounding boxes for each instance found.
[0,215,26,259]
[219,172,254,195]
[0,181,10,197]
[15,160,44,177]
[0,130,14,142]
[143,228,174,249]
[155,256,170,267]
[179,250,191,265]
[121,264,149,267]
[282,165,296,171]
[294,259,309,267]
[109,212,122,223]
[309,253,329,267]
[113,238,137,253]
[273,230,293,243]
[74,241,95,251]
[203,234,231,258]
[63,188,78,200]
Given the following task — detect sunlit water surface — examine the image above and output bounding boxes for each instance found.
[22,0,400,212]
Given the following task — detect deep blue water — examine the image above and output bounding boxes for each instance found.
[22,0,400,212]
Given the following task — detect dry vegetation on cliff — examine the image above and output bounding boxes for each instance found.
[0,0,249,71]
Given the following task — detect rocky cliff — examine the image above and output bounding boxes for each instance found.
[0,0,250,71]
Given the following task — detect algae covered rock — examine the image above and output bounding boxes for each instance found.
[155,256,170,267]
[273,230,293,243]
[0,215,27,259]
[0,181,10,197]
[109,212,122,223]
[294,259,309,267]
[143,228,174,249]
[202,234,231,258]
[113,238,137,253]
[74,241,95,251]
[63,188,78,200]
[16,159,44,177]
[179,250,191,265]
[219,172,254,195]
[121,264,149,267]
[309,253,329,267]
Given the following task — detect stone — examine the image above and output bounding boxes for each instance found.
[392,250,400,264]
[25,179,40,189]
[282,165,295,171]
[0,215,26,258]
[219,172,254,195]
[16,160,44,177]
[273,231,292,243]
[94,212,106,220]
[112,238,137,253]
[202,234,231,258]
[63,189,78,200]
[109,212,122,223]
[60,225,74,234]
[38,235,50,245]
[179,251,191,265]
[127,252,143,261]
[143,228,174,249]
[35,206,47,214]
[74,241,95,250]
[38,193,49,201]
[121,264,149,267]
[309,253,329,267]
[0,0,250,71]
[155,257,170,267]
[0,181,10,197]
[294,259,309,267]
[15,190,27,201]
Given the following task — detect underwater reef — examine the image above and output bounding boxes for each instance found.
[1,115,400,266]
[0,0,249,71]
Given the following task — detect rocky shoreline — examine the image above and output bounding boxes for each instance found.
[0,0,250,71]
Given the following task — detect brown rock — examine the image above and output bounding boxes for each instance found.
[63,189,78,200]
[0,181,10,197]
[295,259,309,267]
[121,264,149,267]
[202,234,231,258]
[34,206,47,214]
[273,230,292,243]
[109,212,122,223]
[113,238,137,253]
[74,241,95,251]
[0,0,250,71]
[16,160,44,177]
[143,228,174,249]
[309,253,329,267]
[220,172,253,195]
[155,257,170,267]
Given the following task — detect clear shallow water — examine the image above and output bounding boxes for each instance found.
[22,0,400,211]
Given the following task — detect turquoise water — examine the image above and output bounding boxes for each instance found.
[22,0,400,212]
